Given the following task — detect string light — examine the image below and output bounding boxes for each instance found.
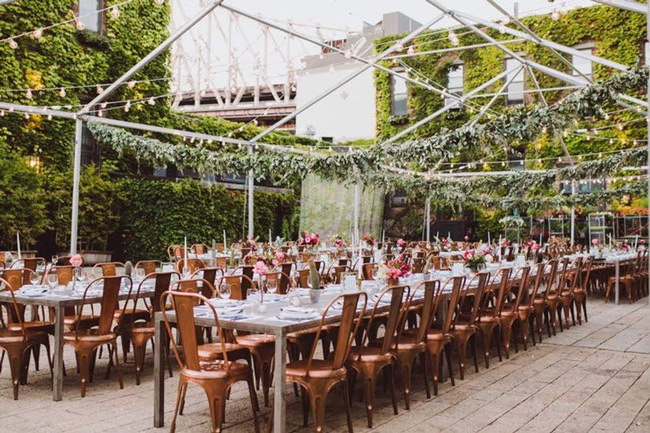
[59,88,66,97]
[124,100,131,112]
[395,42,404,52]
[155,0,164,4]
[25,88,32,99]
[8,38,17,49]
[75,20,85,31]
[32,28,43,39]
[47,114,52,120]
[127,81,136,88]
[110,6,120,19]
[617,123,624,130]
[147,97,155,105]
[97,110,103,117]
[96,86,103,94]
[551,9,560,21]
[0,110,4,116]
[407,45,415,55]
[447,31,459,46]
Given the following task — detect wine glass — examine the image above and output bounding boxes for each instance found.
[47,273,58,290]
[93,266,103,278]
[247,288,260,305]
[220,282,231,300]
[135,268,146,282]
[51,255,58,267]
[266,278,278,295]
[30,271,40,286]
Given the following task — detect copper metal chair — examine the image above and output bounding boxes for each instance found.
[498,266,531,358]
[115,271,178,384]
[64,275,128,397]
[532,259,559,341]
[569,255,593,325]
[92,262,125,277]
[0,277,53,399]
[347,285,407,426]
[544,257,571,334]
[135,260,161,275]
[559,257,583,329]
[517,263,547,350]
[476,268,511,368]
[272,292,367,433]
[176,258,206,275]
[450,272,490,379]
[424,276,465,395]
[161,290,260,433]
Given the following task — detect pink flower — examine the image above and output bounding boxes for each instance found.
[482,247,490,255]
[397,238,405,246]
[253,261,269,276]
[70,254,83,268]
[389,268,401,280]
[275,251,285,262]
[304,235,311,244]
[592,238,599,246]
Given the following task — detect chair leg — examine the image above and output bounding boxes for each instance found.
[308,388,328,433]
[341,380,354,433]
[121,334,130,363]
[386,363,398,415]
[444,346,455,387]
[32,344,40,371]
[111,340,124,390]
[428,348,441,396]
[471,334,479,373]
[75,346,93,398]
[455,335,470,380]
[5,345,25,400]
[363,372,376,426]
[246,372,260,433]
[179,380,190,415]
[170,380,186,433]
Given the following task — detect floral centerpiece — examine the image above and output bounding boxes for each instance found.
[69,254,83,289]
[377,255,410,284]
[299,231,320,247]
[463,248,488,272]
[620,242,629,252]
[332,234,347,248]
[363,234,376,248]
[253,260,269,276]
[523,240,540,252]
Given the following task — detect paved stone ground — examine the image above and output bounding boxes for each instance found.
[0,297,648,432]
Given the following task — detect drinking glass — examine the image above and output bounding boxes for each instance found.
[220,283,231,300]
[266,278,278,295]
[135,268,146,281]
[247,288,260,305]
[93,266,103,278]
[47,273,58,289]
[30,272,40,286]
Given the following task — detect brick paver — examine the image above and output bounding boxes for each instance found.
[0,298,648,432]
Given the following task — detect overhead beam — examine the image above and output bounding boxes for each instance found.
[78,0,225,115]
[243,13,446,143]
[468,65,523,127]
[0,102,76,119]
[381,68,511,144]
[592,0,647,14]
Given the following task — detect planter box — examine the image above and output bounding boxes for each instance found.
[59,251,112,265]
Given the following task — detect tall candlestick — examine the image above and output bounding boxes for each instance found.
[382,230,385,243]
[269,229,272,244]
[487,231,491,245]
[448,231,451,241]
[16,232,21,260]
[223,230,227,252]
[184,237,188,273]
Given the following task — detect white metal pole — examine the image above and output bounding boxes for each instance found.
[353,183,361,246]
[247,145,254,239]
[570,181,576,246]
[70,119,84,254]
[426,197,431,243]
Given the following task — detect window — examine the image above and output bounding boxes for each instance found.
[390,71,408,116]
[645,42,649,65]
[445,64,464,108]
[78,0,103,33]
[505,59,525,106]
[572,48,593,80]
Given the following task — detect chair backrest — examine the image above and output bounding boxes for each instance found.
[77,276,130,335]
[361,285,408,355]
[566,256,584,294]
[173,278,215,299]
[457,272,490,326]
[362,263,377,280]
[540,259,559,298]
[239,265,254,292]
[192,244,207,255]
[305,292,367,373]
[579,256,594,291]
[220,274,255,300]
[331,265,351,284]
[195,267,222,291]
[161,291,231,374]
[1,268,26,290]
[0,277,27,339]
[508,266,531,310]
[441,276,465,333]
[135,260,160,275]
[409,279,443,344]
[295,268,310,288]
[176,258,205,274]
[527,262,548,307]
[261,271,293,294]
[488,267,513,316]
[93,262,125,277]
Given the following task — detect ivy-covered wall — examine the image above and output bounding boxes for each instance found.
[375,4,647,236]
[0,0,305,256]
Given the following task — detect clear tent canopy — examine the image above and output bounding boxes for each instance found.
[0,0,648,256]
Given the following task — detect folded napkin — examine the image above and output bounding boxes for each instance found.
[17,285,49,297]
[209,298,241,307]
[277,306,319,321]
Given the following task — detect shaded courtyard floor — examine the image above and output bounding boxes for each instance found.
[1,297,648,432]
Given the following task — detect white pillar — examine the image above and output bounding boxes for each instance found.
[426,197,431,243]
[570,181,576,246]
[70,119,83,254]
[353,182,361,245]
[247,145,254,239]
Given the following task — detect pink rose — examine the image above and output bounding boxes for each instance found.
[275,251,285,262]
[70,254,83,268]
[592,238,599,246]
[253,261,269,276]
[389,268,401,280]
[397,238,404,246]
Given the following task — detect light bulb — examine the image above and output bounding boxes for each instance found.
[25,88,32,99]
[617,123,623,130]
[155,0,164,4]
[563,130,568,137]
[100,102,107,109]
[0,110,4,116]
[110,6,120,19]
[344,49,352,58]
[24,112,30,119]
[8,38,17,49]
[395,43,404,52]
[33,28,43,39]
[551,10,560,21]
[499,23,506,34]
[96,86,103,94]
[97,110,103,117]
[604,112,610,120]
[407,45,415,55]
[47,114,52,120]
[190,137,195,143]
[127,81,136,88]
[76,21,85,31]
[59,88,66,97]
[124,101,131,112]
[609,139,614,145]
[148,97,155,105]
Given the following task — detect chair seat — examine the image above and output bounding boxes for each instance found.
[198,342,250,361]
[8,321,54,334]
[0,329,29,344]
[64,330,116,344]
[64,315,99,328]
[286,359,346,379]
[126,322,154,334]
[424,328,451,341]
[347,346,392,363]
[114,309,150,323]
[287,327,319,340]
[237,333,275,346]
[182,361,251,380]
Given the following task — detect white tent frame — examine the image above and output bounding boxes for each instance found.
[0,0,648,427]
[0,0,647,269]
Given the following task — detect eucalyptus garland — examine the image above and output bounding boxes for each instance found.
[87,66,649,210]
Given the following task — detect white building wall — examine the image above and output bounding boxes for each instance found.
[295,64,376,143]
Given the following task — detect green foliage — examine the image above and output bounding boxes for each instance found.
[0,143,46,248]
[117,179,299,261]
[48,165,119,252]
